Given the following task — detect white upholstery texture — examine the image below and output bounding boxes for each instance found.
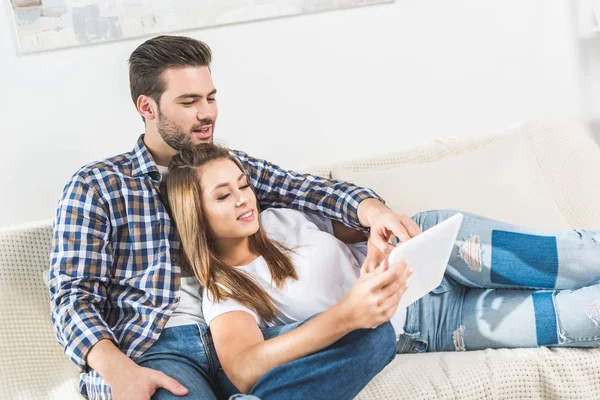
[0,221,82,400]
[356,347,600,400]
[526,121,600,229]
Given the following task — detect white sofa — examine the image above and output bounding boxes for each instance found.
[2,120,600,400]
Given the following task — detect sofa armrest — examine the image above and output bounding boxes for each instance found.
[0,220,81,399]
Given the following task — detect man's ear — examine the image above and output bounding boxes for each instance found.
[137,95,158,121]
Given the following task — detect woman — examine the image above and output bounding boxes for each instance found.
[165,144,410,399]
[165,144,600,398]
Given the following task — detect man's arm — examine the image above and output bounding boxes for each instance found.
[50,173,188,399]
[232,150,381,231]
[49,173,118,370]
[233,150,421,253]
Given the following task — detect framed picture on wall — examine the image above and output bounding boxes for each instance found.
[9,0,394,54]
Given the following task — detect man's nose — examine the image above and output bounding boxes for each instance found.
[197,102,216,121]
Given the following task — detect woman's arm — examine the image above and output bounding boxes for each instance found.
[209,263,411,394]
[210,305,350,394]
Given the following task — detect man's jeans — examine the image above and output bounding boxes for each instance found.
[397,210,600,353]
[136,320,396,400]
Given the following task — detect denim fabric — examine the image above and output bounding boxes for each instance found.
[218,319,397,400]
[397,210,600,353]
[137,320,396,400]
[135,323,229,400]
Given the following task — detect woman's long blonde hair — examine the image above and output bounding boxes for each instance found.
[165,144,298,322]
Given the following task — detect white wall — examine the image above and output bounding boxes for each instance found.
[0,0,584,227]
[578,35,600,139]
[572,0,600,126]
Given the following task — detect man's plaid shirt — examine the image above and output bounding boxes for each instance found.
[49,136,381,397]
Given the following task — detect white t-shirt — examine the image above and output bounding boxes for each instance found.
[202,208,407,337]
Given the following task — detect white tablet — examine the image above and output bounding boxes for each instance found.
[388,212,464,309]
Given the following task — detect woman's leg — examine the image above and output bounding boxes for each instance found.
[412,210,600,290]
[460,284,600,349]
[398,276,600,353]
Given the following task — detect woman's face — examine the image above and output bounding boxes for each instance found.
[199,158,260,240]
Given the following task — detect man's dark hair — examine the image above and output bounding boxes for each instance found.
[128,35,212,112]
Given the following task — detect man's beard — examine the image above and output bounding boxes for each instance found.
[156,109,214,152]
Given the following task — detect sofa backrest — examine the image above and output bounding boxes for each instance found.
[307,120,600,230]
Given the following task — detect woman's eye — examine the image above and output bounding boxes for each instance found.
[207,98,216,102]
[217,194,230,201]
[240,184,250,190]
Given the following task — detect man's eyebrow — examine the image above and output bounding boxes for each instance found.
[212,173,245,191]
[175,89,217,101]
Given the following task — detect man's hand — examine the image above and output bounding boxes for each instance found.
[110,364,189,400]
[357,199,421,254]
[87,339,188,400]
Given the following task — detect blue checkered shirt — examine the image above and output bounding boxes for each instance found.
[49,136,381,398]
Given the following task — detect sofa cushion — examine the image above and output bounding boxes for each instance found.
[331,121,600,230]
[356,346,600,399]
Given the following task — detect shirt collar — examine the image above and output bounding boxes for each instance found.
[130,135,161,181]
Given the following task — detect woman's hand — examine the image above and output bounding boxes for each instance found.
[340,259,412,330]
[360,235,391,276]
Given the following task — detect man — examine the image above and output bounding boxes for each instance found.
[49,35,420,399]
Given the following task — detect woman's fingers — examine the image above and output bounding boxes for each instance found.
[376,264,412,315]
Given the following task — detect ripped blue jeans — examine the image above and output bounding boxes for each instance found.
[397,210,600,353]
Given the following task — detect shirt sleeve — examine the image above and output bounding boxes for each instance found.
[48,173,118,371]
[231,150,384,232]
[202,288,261,327]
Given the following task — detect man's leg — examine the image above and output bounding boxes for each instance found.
[217,319,397,400]
[412,210,600,290]
[135,324,219,400]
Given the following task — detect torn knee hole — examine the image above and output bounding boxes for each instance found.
[586,301,600,326]
[459,235,482,272]
[453,325,466,351]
